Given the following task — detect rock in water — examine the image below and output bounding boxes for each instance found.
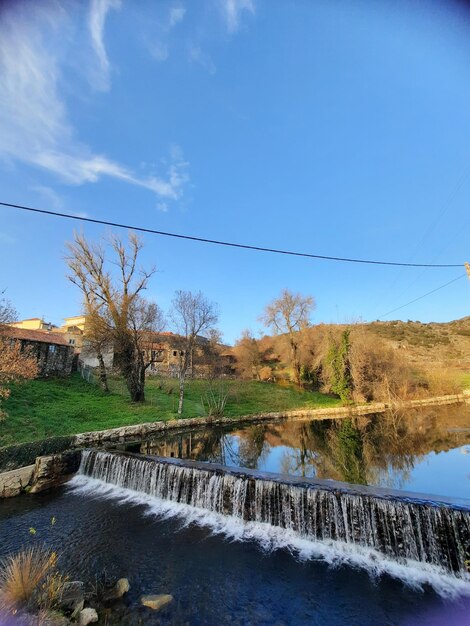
[103,577,130,601]
[59,581,85,613]
[79,608,98,625]
[116,578,130,597]
[140,594,174,611]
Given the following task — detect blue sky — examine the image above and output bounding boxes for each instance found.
[1,0,470,343]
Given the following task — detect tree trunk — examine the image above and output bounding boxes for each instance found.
[125,358,146,402]
[97,349,109,392]
[127,368,145,402]
[290,337,301,388]
[177,349,190,415]
[178,373,185,415]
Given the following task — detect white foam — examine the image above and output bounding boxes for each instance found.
[68,474,470,599]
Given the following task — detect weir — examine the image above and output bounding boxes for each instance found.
[78,449,470,577]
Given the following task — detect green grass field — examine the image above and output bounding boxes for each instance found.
[0,375,341,447]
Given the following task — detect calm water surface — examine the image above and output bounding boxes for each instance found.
[137,404,470,499]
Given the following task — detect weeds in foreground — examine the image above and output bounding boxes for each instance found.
[0,517,68,619]
[201,381,232,418]
[0,545,57,609]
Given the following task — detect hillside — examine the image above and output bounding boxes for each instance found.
[233,317,470,391]
[365,317,470,373]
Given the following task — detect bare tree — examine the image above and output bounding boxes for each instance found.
[0,295,18,327]
[170,290,218,415]
[261,289,315,387]
[66,232,161,402]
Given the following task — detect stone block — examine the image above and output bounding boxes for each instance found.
[0,465,34,498]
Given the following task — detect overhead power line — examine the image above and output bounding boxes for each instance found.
[0,200,464,269]
[378,274,467,319]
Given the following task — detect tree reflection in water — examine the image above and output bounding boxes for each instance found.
[140,404,470,489]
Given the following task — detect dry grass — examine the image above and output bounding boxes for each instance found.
[0,545,57,610]
[419,367,462,397]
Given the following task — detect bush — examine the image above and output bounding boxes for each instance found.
[201,381,231,418]
[324,330,353,402]
[0,546,57,610]
[349,331,416,402]
[259,366,273,382]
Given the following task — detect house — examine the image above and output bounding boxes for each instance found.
[0,326,75,376]
[72,324,212,376]
[141,332,213,377]
[7,314,236,378]
[56,315,87,351]
[9,318,57,332]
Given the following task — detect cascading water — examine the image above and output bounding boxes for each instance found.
[74,449,470,593]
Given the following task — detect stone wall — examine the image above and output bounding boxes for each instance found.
[73,393,468,447]
[0,450,81,498]
[0,465,35,498]
[35,342,74,376]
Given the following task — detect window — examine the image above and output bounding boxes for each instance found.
[49,345,56,354]
[69,339,75,345]
[173,350,177,357]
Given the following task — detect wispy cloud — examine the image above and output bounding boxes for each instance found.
[31,185,64,210]
[0,2,189,202]
[88,0,121,91]
[145,2,186,62]
[148,41,169,62]
[169,5,186,28]
[31,185,89,217]
[188,43,216,74]
[0,232,16,245]
[219,0,255,33]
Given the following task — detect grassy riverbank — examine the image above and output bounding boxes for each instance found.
[0,375,341,446]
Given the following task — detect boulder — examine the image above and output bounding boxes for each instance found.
[59,581,84,613]
[140,594,173,611]
[79,608,98,626]
[103,577,130,601]
[114,577,130,597]
[30,451,81,493]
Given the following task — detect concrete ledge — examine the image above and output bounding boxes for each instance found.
[115,450,470,512]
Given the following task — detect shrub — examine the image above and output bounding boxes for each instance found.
[349,330,416,402]
[201,381,231,418]
[324,330,353,402]
[0,545,57,610]
[258,366,273,382]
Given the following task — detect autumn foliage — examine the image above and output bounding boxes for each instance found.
[0,338,38,418]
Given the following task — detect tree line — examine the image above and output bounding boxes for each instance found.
[234,290,456,402]
[1,230,457,420]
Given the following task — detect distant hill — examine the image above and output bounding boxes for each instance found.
[364,317,470,371]
[234,317,470,388]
